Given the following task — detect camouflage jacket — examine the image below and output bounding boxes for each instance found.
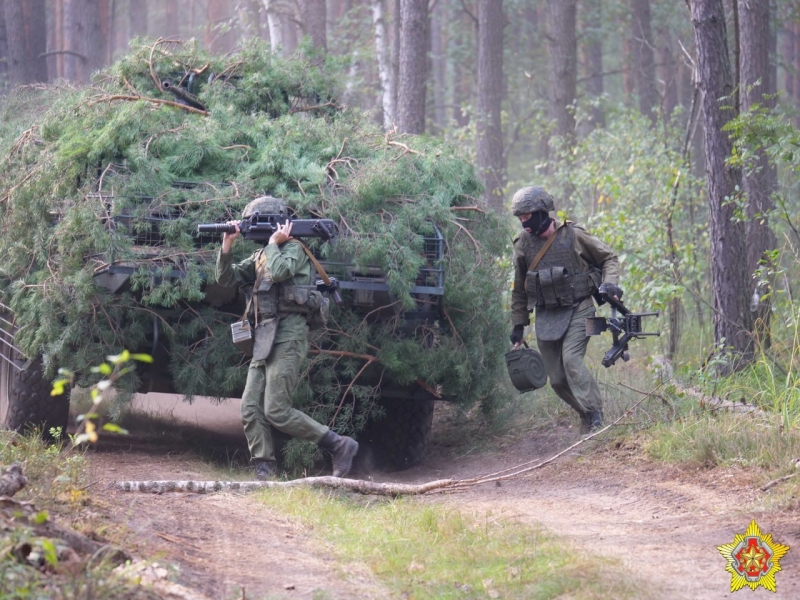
[216,240,312,343]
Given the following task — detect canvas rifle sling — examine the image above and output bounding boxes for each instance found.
[527,222,567,272]
[241,249,268,324]
[288,239,333,285]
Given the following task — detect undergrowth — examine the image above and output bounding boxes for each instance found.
[0,432,159,599]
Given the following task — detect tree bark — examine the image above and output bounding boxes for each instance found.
[780,7,793,102]
[373,0,396,130]
[546,0,577,146]
[264,0,284,52]
[391,0,401,117]
[477,0,505,210]
[64,0,104,83]
[582,0,605,128]
[739,0,776,347]
[301,0,327,52]
[397,0,428,134]
[3,0,27,85]
[0,464,27,497]
[631,0,658,122]
[430,0,446,133]
[25,0,48,82]
[0,0,7,87]
[129,0,148,39]
[690,0,753,368]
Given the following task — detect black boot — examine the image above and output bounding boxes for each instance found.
[254,459,277,481]
[318,430,359,478]
[589,409,604,431]
[579,411,592,435]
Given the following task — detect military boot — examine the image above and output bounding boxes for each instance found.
[579,410,604,436]
[254,459,277,481]
[318,430,359,478]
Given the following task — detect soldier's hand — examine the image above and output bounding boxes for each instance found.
[221,222,240,253]
[598,282,623,301]
[510,324,525,348]
[269,221,294,245]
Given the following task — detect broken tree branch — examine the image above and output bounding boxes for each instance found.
[0,463,27,497]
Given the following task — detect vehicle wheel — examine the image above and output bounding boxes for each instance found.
[357,389,435,471]
[0,349,68,438]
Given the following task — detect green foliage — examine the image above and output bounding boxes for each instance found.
[0,40,510,443]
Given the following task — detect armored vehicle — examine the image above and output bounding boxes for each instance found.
[0,41,508,471]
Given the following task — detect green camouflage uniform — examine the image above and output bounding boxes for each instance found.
[217,241,328,463]
[511,220,619,417]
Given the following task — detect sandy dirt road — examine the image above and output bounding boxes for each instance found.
[86,394,800,600]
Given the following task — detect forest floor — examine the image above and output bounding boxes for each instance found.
[79,397,800,600]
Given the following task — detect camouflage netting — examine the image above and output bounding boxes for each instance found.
[0,39,510,440]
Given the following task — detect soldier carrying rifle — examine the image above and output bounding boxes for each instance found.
[215,196,359,480]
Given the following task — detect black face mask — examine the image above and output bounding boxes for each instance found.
[521,212,552,236]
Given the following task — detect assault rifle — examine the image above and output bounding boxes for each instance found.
[585,294,660,368]
[197,213,339,242]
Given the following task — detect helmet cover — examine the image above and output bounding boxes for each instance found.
[511,186,555,216]
[242,195,288,218]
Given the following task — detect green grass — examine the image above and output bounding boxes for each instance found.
[255,488,648,599]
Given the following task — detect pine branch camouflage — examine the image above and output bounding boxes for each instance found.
[0,39,511,443]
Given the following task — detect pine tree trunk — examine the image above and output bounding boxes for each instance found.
[372,0,395,130]
[391,0,401,116]
[301,0,326,52]
[631,0,658,122]
[0,0,7,88]
[264,0,284,52]
[64,0,104,83]
[397,0,428,134]
[690,0,753,369]
[4,0,30,84]
[546,0,577,146]
[780,9,793,102]
[740,0,776,347]
[430,0,446,133]
[582,0,605,129]
[129,0,147,39]
[27,0,48,81]
[477,0,505,210]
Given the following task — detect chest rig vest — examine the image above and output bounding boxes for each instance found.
[520,223,601,341]
[240,245,325,360]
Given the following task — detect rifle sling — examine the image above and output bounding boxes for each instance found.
[288,239,332,285]
[527,223,566,272]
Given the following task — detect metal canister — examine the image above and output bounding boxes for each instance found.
[505,344,548,393]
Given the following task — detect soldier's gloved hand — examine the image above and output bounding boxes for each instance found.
[510,325,525,346]
[598,282,623,300]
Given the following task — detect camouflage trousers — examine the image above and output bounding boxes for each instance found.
[537,301,603,416]
[241,337,328,463]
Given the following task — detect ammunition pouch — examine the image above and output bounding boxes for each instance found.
[252,317,278,361]
[525,267,599,310]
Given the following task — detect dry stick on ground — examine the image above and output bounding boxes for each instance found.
[761,473,797,492]
[91,94,209,116]
[118,381,670,497]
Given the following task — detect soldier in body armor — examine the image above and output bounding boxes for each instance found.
[509,187,622,434]
[216,196,359,479]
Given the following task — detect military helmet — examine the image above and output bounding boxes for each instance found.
[242,195,288,218]
[511,186,555,216]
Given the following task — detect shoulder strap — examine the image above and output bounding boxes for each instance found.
[527,222,567,272]
[243,248,268,324]
[288,239,332,285]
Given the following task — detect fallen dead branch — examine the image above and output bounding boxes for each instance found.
[91,94,208,115]
[761,472,797,492]
[117,381,670,497]
[116,476,457,497]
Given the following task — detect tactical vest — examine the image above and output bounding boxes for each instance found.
[520,224,600,311]
[249,249,323,324]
